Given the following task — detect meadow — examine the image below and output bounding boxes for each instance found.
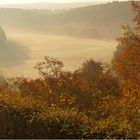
[2,31,116,77]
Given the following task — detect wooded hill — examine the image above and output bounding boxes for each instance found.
[0,1,137,39]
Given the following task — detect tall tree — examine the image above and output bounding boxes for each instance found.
[112,1,140,84]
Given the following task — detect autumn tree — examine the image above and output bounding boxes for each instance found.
[35,56,64,80]
[110,2,140,137]
[112,1,140,84]
[34,56,78,108]
[81,59,104,94]
[61,59,119,110]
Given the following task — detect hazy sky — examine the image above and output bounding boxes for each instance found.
[0,0,126,4]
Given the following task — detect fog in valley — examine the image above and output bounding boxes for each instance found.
[0,1,133,77]
[2,31,116,77]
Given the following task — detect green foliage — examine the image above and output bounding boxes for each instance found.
[43,108,92,139]
[0,89,92,139]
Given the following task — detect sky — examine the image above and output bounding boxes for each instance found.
[0,0,125,4]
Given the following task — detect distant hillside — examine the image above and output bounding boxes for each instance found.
[0,1,137,39]
[0,2,97,10]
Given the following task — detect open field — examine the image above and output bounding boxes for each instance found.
[1,32,117,77]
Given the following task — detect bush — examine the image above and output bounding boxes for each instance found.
[0,90,93,139]
[0,90,47,138]
[43,108,92,139]
[90,117,135,139]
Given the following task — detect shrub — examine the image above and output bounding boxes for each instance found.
[0,89,93,139]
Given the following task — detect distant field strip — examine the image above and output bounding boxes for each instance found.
[2,32,117,77]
